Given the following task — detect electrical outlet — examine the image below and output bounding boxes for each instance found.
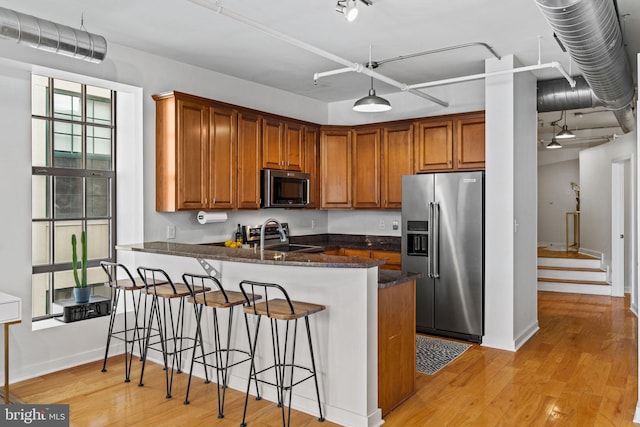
[379,219,385,229]
[311,219,316,229]
[392,220,399,230]
[167,225,176,239]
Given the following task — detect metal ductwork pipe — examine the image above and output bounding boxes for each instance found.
[537,76,604,112]
[535,0,635,133]
[0,6,107,63]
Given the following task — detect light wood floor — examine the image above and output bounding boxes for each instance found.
[538,246,600,260]
[11,291,638,426]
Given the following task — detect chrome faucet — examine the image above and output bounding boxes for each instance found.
[259,218,286,254]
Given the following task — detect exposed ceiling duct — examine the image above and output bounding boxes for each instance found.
[534,0,635,133]
[0,6,107,63]
[537,76,604,112]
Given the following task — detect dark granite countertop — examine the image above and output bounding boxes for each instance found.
[378,270,422,289]
[289,233,400,252]
[117,241,418,288]
[117,241,383,269]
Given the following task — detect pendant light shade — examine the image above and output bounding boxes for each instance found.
[555,111,575,139]
[353,87,391,112]
[353,45,391,112]
[546,137,562,149]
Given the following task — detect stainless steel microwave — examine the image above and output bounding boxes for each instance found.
[261,169,310,208]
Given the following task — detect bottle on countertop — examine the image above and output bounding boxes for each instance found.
[235,224,243,244]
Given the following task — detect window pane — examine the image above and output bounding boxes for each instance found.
[86,85,112,125]
[87,219,111,259]
[32,175,50,219]
[54,176,82,218]
[32,273,50,318]
[53,122,82,168]
[32,222,50,266]
[53,79,81,121]
[53,221,82,263]
[31,75,50,117]
[32,118,50,167]
[87,177,110,217]
[87,126,112,170]
[53,269,76,297]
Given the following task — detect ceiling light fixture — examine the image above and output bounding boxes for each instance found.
[353,45,391,112]
[555,110,575,139]
[546,137,562,149]
[336,0,358,22]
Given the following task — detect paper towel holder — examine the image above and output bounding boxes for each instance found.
[197,211,228,224]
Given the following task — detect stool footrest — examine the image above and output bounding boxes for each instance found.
[250,363,317,391]
[192,348,252,371]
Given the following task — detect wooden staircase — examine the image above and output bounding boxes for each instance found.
[537,247,610,295]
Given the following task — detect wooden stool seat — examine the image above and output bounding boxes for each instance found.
[141,283,209,298]
[187,290,261,308]
[245,299,325,320]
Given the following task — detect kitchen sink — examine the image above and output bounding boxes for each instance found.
[262,243,324,253]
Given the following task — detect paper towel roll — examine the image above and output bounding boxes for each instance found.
[197,211,228,224]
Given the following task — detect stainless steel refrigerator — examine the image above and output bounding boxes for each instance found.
[401,172,484,343]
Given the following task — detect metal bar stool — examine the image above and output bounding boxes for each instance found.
[182,273,262,419]
[239,280,326,427]
[100,261,147,382]
[137,267,209,398]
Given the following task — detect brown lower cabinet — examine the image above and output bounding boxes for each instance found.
[378,279,416,416]
[331,248,401,270]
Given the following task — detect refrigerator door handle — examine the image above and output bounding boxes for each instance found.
[427,202,433,278]
[433,202,440,278]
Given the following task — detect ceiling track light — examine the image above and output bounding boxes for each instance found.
[555,110,576,139]
[353,45,391,112]
[336,0,371,22]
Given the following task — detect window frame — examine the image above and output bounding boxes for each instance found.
[31,75,117,321]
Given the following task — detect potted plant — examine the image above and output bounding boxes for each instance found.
[72,231,91,303]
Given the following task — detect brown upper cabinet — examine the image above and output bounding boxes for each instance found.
[382,123,414,209]
[154,91,484,211]
[414,112,485,173]
[414,120,453,172]
[320,127,352,209]
[261,118,304,171]
[154,92,236,211]
[456,114,486,170]
[352,127,381,209]
[236,112,262,209]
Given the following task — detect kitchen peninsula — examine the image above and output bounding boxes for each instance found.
[117,242,419,426]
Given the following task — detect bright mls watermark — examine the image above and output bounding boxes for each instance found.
[1,405,69,426]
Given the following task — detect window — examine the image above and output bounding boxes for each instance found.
[31,75,116,320]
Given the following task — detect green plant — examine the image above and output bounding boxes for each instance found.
[71,231,87,288]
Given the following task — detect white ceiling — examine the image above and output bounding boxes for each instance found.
[1,0,639,150]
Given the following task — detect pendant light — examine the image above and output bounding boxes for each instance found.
[353,46,391,112]
[546,137,562,149]
[555,110,575,139]
[546,124,562,149]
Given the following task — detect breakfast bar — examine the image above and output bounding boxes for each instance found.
[117,242,419,427]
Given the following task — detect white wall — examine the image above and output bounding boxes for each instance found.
[512,66,539,349]
[483,55,538,351]
[579,133,637,269]
[328,210,401,237]
[538,159,580,246]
